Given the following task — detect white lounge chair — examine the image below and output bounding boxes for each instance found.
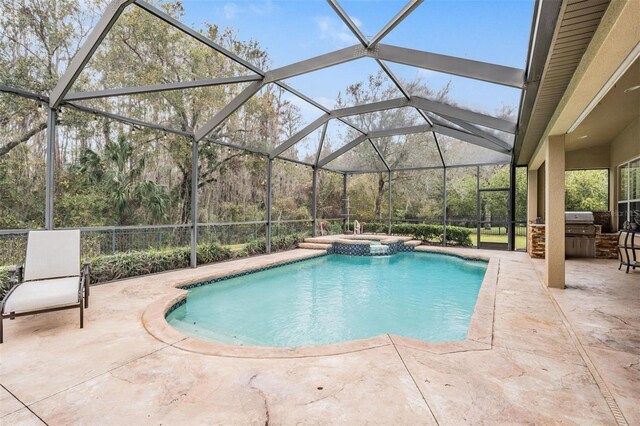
[1,230,90,343]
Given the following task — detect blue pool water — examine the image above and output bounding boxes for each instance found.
[166,253,487,347]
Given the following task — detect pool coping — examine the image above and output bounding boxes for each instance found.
[142,247,498,358]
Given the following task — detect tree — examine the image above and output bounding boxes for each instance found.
[565,169,608,211]
[77,134,169,225]
[0,0,103,156]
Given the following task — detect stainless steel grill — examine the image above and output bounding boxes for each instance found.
[565,211,596,258]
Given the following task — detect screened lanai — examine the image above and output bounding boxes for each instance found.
[0,0,557,267]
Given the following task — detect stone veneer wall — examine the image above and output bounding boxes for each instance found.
[527,224,619,259]
[528,225,546,259]
[595,233,619,259]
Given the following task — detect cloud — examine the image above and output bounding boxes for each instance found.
[249,0,275,16]
[223,3,239,20]
[315,16,358,46]
[221,1,275,20]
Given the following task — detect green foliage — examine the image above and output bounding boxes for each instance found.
[74,136,170,226]
[1,0,530,248]
[0,266,9,298]
[350,222,473,246]
[320,221,343,235]
[238,233,308,257]
[90,243,232,284]
[565,169,609,211]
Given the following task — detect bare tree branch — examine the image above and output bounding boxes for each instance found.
[0,121,47,156]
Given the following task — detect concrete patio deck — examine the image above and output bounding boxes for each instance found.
[0,248,638,425]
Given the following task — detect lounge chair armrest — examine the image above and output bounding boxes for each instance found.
[81,259,91,284]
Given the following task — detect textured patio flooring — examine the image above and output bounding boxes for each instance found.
[0,247,638,425]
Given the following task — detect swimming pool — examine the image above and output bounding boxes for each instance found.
[166,252,487,347]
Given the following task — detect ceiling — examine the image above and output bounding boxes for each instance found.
[514,0,611,165]
[565,57,640,151]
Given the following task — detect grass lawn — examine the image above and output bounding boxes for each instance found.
[469,234,526,250]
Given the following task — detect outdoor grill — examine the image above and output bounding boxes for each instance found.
[565,211,596,258]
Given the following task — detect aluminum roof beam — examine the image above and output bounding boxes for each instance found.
[66,102,193,137]
[270,114,331,159]
[50,0,135,108]
[316,120,510,168]
[134,0,264,76]
[326,160,511,174]
[327,0,369,47]
[264,44,525,90]
[327,0,423,49]
[328,0,428,161]
[68,102,272,156]
[373,58,447,167]
[431,125,511,154]
[65,75,263,101]
[368,0,424,48]
[265,46,365,82]
[373,44,526,89]
[0,85,49,103]
[194,80,263,141]
[335,97,516,134]
[434,113,512,151]
[138,2,368,141]
[376,59,411,99]
[318,134,368,167]
[274,81,366,135]
[318,123,434,167]
[411,96,516,133]
[314,122,329,167]
[269,95,515,160]
[369,139,391,172]
[38,0,533,172]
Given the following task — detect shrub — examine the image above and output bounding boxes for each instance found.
[90,242,232,284]
[320,221,343,235]
[347,222,387,233]
[347,222,473,247]
[238,233,307,257]
[0,266,10,298]
[445,226,474,247]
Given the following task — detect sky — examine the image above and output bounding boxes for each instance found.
[176,0,536,124]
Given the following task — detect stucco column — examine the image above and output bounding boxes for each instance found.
[544,135,565,288]
[527,169,538,223]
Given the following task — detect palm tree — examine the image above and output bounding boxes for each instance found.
[78,135,169,225]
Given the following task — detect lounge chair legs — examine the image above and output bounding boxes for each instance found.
[80,301,84,329]
[1,317,3,344]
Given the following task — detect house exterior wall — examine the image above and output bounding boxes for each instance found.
[609,117,640,229]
